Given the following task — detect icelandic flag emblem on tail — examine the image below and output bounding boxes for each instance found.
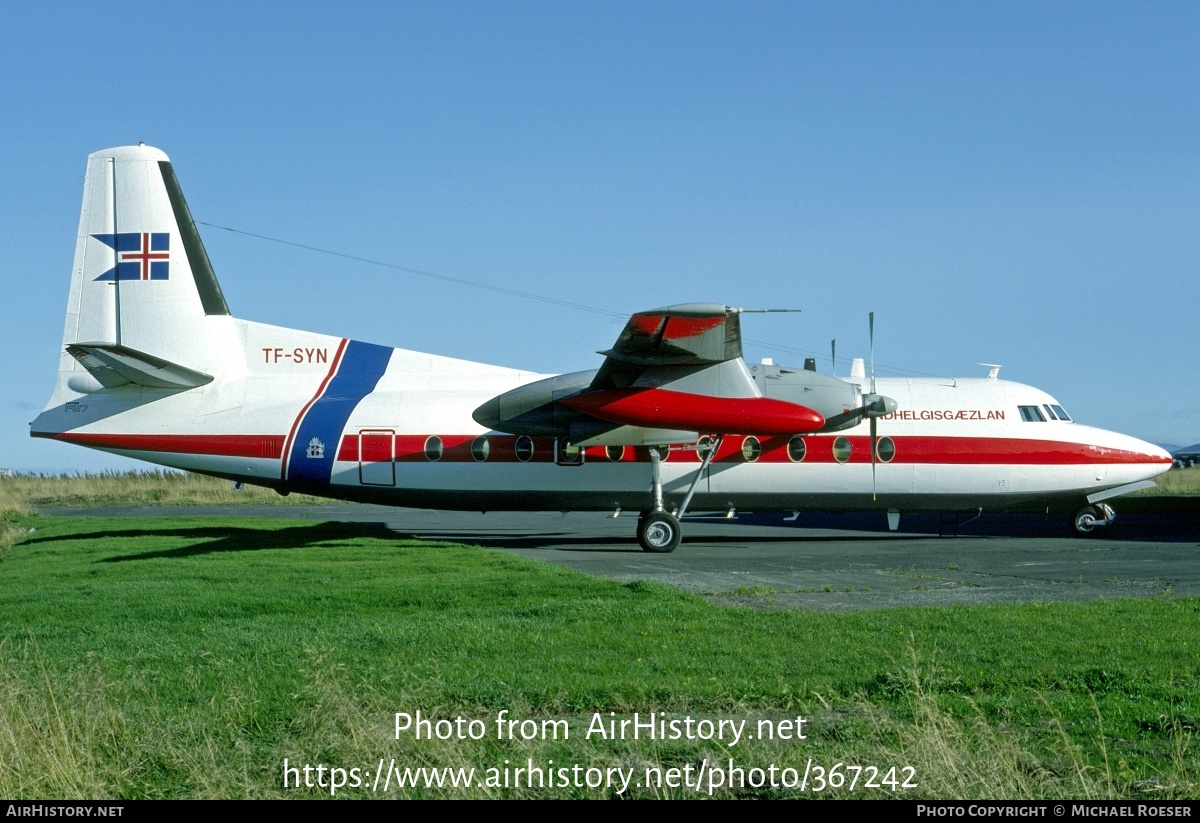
[92,232,170,281]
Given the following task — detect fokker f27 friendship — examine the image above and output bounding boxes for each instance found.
[32,146,1173,551]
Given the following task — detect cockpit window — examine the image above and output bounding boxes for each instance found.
[1031,403,1073,422]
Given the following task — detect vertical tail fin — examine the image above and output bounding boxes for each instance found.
[51,145,235,398]
[62,144,230,365]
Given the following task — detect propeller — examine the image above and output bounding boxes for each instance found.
[830,339,836,376]
[860,312,897,499]
[869,312,878,500]
[830,315,896,499]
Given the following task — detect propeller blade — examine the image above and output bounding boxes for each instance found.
[830,339,836,376]
[869,312,877,500]
[869,311,876,395]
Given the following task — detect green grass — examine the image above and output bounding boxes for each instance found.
[1,465,1194,516]
[0,470,326,509]
[1138,466,1200,495]
[0,514,1196,799]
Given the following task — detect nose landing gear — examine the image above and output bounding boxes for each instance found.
[1073,503,1115,535]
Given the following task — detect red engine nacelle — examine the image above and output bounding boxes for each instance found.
[561,388,825,435]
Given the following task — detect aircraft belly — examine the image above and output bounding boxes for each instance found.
[321,453,1163,514]
[78,448,283,483]
[328,460,942,512]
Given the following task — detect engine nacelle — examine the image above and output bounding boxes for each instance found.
[475,361,901,440]
[748,363,898,432]
[472,369,597,436]
[561,388,824,434]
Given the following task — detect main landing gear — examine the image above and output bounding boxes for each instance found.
[635,436,723,552]
[1072,503,1115,536]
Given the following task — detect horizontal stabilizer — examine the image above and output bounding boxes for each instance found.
[66,342,213,390]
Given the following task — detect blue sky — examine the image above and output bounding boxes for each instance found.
[3,1,1197,472]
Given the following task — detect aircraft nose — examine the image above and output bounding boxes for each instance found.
[1086,428,1174,466]
[1148,441,1172,461]
[1117,432,1173,464]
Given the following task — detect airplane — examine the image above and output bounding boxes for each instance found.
[30,145,1174,551]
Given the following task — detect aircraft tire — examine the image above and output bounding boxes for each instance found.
[1072,505,1101,536]
[638,511,682,553]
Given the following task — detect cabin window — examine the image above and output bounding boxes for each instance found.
[649,445,671,462]
[515,436,535,462]
[605,445,625,462]
[1050,404,1072,422]
[695,435,715,462]
[557,441,581,463]
[471,435,490,462]
[741,436,761,462]
[424,435,443,462]
[833,436,852,463]
[876,436,896,463]
[787,435,807,463]
[1018,405,1047,422]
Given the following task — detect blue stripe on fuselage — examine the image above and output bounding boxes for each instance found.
[285,339,393,489]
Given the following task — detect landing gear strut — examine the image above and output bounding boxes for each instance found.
[635,437,723,552]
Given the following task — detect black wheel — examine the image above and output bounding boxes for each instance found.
[1072,505,1101,535]
[637,511,682,553]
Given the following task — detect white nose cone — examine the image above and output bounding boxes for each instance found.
[1119,433,1172,463]
[1148,441,1172,462]
[1078,426,1175,486]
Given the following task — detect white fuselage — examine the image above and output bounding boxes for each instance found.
[34,317,1172,516]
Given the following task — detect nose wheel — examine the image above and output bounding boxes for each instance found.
[638,511,681,553]
[1072,503,1115,536]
